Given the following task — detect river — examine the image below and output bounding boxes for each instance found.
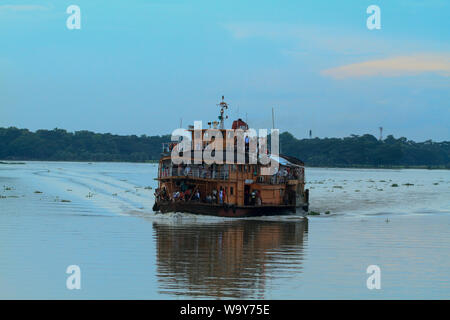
[0,162,449,299]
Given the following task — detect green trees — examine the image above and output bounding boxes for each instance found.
[0,126,448,167]
[279,132,450,168]
[0,127,170,162]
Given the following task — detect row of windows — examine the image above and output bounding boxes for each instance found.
[233,164,258,174]
[217,185,234,196]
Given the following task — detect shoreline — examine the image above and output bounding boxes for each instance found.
[1,160,448,170]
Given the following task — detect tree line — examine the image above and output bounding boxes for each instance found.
[0,127,449,168]
[278,132,449,168]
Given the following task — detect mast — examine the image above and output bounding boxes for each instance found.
[272,107,275,129]
[217,95,228,129]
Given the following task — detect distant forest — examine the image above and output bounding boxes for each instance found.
[0,127,449,168]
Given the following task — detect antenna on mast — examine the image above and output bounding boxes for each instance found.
[272,107,275,129]
[217,95,228,129]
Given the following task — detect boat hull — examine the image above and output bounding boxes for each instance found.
[154,201,307,218]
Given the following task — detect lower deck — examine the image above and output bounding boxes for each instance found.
[153,200,308,218]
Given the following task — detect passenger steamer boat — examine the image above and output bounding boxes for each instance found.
[153,97,309,217]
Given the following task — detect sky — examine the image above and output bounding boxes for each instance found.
[0,0,449,141]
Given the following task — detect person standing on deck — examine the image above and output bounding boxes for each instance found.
[219,188,224,204]
[251,190,256,205]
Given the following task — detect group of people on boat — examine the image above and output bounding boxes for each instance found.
[155,185,266,206]
[160,163,229,180]
[244,189,262,206]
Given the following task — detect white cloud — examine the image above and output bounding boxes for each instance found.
[321,54,450,79]
[222,22,396,56]
[0,5,48,12]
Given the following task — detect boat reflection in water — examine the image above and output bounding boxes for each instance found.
[153,218,308,299]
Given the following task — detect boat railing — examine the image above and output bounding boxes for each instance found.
[159,166,230,180]
[256,174,302,185]
[159,165,302,183]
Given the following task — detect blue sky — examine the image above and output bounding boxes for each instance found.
[0,0,449,141]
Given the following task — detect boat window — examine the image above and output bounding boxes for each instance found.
[230,187,234,195]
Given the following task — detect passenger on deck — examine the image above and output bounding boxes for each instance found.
[250,190,256,205]
[212,189,218,203]
[184,188,191,200]
[256,190,262,206]
[219,188,224,204]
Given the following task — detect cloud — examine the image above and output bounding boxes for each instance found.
[222,22,398,56]
[0,5,48,12]
[321,54,450,79]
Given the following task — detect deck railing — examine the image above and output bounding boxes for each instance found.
[159,166,230,180]
[159,165,303,184]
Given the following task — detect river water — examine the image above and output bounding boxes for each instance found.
[0,162,449,299]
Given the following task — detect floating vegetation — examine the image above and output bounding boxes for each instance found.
[0,161,25,165]
[355,190,360,192]
[325,211,330,215]
[391,184,399,187]
[67,189,72,192]
[403,183,414,186]
[0,195,6,199]
[60,199,71,203]
[308,211,320,216]
[377,189,383,191]
[112,193,118,196]
[433,183,439,185]
[379,180,386,182]
[333,186,343,189]
[3,186,13,191]
[34,191,43,194]
[144,186,153,190]
[86,192,94,198]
